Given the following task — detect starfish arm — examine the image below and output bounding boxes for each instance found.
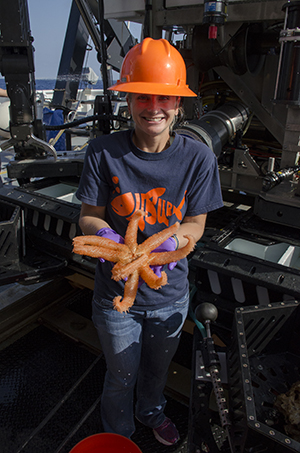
[73,244,131,262]
[73,235,129,253]
[113,270,139,313]
[111,254,149,281]
[139,266,168,289]
[124,210,144,254]
[73,213,196,314]
[149,235,196,265]
[137,222,180,255]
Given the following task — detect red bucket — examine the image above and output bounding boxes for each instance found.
[69,433,142,452]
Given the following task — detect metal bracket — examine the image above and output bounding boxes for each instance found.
[0,133,57,161]
[279,27,300,43]
[233,148,261,176]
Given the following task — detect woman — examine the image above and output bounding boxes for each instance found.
[76,37,223,446]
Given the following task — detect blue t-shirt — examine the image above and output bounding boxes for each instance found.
[76,129,223,309]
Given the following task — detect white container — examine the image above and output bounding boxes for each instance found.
[35,183,81,205]
[225,238,300,270]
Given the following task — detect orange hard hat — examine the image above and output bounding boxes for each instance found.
[108,38,196,97]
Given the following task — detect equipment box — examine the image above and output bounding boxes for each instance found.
[0,200,21,266]
[191,239,300,343]
[227,300,300,452]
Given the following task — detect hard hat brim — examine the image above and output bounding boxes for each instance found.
[108,82,197,97]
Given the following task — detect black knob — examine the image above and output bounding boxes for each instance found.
[195,302,218,323]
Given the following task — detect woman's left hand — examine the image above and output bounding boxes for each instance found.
[151,236,177,276]
[138,237,177,287]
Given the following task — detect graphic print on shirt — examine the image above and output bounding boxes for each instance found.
[110,176,186,231]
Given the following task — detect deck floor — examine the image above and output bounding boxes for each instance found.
[0,324,190,453]
[0,285,190,453]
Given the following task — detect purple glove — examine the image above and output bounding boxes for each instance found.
[139,237,177,288]
[150,236,177,277]
[96,227,124,263]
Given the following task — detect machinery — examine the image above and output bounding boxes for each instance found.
[0,1,299,452]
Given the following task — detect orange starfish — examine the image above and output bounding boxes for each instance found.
[73,210,195,313]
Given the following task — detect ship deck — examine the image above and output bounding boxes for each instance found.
[0,279,194,453]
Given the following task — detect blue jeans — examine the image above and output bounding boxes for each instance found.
[92,291,190,438]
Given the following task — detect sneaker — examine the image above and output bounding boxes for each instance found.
[153,417,179,446]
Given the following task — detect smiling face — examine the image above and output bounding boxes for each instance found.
[127,93,180,143]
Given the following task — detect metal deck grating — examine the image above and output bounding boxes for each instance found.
[0,324,189,452]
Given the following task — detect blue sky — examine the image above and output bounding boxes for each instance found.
[1,0,142,82]
[27,0,142,80]
[28,0,100,79]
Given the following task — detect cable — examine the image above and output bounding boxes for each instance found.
[262,165,300,191]
[44,114,128,131]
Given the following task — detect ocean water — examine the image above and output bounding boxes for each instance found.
[0,78,104,90]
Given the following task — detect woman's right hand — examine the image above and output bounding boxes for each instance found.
[96,227,125,262]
